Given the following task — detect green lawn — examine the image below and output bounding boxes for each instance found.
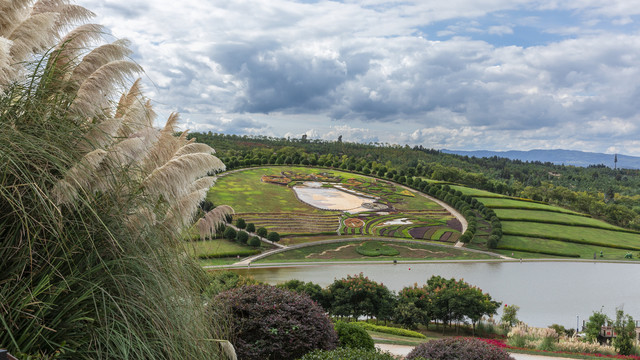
[494,209,625,231]
[498,235,640,260]
[185,238,265,258]
[256,240,496,263]
[477,197,583,214]
[502,221,640,249]
[449,185,507,198]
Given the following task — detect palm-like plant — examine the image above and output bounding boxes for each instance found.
[1,1,231,358]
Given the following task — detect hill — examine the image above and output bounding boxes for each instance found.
[442,149,640,169]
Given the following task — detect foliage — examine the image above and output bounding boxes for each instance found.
[246,223,256,232]
[299,347,397,360]
[248,236,261,247]
[236,230,249,244]
[215,285,338,360]
[257,226,269,237]
[277,279,330,309]
[236,218,247,229]
[0,3,229,359]
[426,276,501,333]
[355,322,426,339]
[501,304,520,327]
[267,231,281,242]
[613,309,636,355]
[327,273,396,321]
[204,270,260,297]
[334,322,375,350]
[584,309,609,342]
[395,284,431,329]
[224,226,237,240]
[507,324,558,351]
[406,337,515,360]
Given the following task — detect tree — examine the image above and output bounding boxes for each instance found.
[236,230,249,244]
[267,231,281,242]
[395,284,431,328]
[257,227,268,237]
[248,236,261,247]
[246,222,256,233]
[501,304,520,328]
[327,273,396,321]
[584,309,608,343]
[613,309,635,355]
[236,218,247,229]
[223,226,237,240]
[278,279,330,309]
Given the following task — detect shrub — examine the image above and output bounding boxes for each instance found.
[248,236,261,247]
[355,322,426,339]
[257,227,268,237]
[223,226,237,240]
[236,230,249,244]
[236,218,247,229]
[334,322,374,350]
[299,347,397,360]
[406,337,515,360]
[267,231,281,242]
[215,285,338,360]
[246,223,256,233]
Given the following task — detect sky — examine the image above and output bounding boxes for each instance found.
[75,0,640,155]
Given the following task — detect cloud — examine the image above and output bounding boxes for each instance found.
[74,0,640,155]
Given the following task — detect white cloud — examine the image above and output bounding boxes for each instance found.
[74,0,640,155]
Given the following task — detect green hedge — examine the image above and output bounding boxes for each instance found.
[198,249,261,259]
[355,322,426,339]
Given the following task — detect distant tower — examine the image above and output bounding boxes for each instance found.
[614,153,618,170]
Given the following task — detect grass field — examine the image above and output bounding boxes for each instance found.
[449,185,508,198]
[497,235,640,260]
[493,209,626,231]
[256,240,496,263]
[185,238,268,258]
[502,221,640,250]
[477,197,583,214]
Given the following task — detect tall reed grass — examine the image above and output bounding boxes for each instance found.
[1,1,230,359]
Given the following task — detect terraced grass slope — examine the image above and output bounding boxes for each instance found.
[470,195,640,260]
[208,166,458,245]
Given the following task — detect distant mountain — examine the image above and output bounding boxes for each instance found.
[441,149,640,169]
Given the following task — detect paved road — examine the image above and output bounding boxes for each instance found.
[375,343,576,359]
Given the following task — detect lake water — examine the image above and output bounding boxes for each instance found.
[233,261,640,329]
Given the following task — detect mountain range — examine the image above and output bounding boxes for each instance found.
[441,149,640,169]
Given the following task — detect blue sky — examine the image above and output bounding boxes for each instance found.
[76,0,640,155]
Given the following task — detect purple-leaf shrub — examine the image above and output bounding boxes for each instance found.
[407,337,515,360]
[215,284,338,360]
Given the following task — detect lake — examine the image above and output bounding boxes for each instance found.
[233,261,640,329]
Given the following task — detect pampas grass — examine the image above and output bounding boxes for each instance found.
[1,1,231,359]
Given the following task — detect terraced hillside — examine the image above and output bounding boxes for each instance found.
[208,166,460,245]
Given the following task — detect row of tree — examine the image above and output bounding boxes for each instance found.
[278,274,501,335]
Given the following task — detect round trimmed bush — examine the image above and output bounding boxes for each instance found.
[215,285,338,360]
[334,322,374,350]
[236,230,249,244]
[299,347,397,360]
[257,227,268,237]
[248,236,261,247]
[236,218,247,229]
[246,223,256,233]
[406,337,514,360]
[267,231,281,242]
[223,226,236,240]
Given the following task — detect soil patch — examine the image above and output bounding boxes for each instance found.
[447,218,463,232]
[409,227,429,239]
[344,218,365,228]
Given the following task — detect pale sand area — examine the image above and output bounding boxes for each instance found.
[292,186,373,213]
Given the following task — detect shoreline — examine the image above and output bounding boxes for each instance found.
[205,257,640,270]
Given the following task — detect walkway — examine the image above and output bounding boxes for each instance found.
[375,343,576,359]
